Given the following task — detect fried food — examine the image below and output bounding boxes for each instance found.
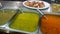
[25,1,45,8]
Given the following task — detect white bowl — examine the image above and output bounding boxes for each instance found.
[23,1,50,9]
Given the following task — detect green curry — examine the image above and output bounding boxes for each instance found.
[10,11,40,32]
[0,10,16,25]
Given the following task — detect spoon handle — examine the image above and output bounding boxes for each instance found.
[37,9,48,20]
[37,9,44,15]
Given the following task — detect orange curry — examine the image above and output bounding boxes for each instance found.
[41,14,60,34]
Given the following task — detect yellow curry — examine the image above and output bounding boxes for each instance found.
[10,11,40,32]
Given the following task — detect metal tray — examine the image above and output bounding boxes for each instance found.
[2,9,40,33]
[0,1,41,34]
[0,9,18,26]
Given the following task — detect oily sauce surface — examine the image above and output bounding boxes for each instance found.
[41,14,60,34]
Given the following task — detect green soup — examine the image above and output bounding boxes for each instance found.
[10,11,40,32]
[0,10,16,25]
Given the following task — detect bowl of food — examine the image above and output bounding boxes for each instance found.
[52,3,60,12]
[23,1,50,9]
